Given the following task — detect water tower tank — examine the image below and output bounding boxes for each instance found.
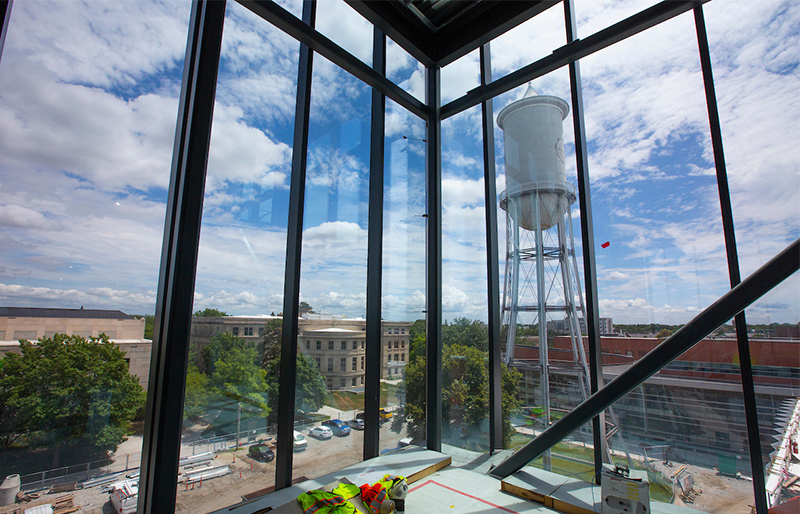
[497,85,570,230]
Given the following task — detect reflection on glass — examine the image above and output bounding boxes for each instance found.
[441,49,479,106]
[316,0,372,67]
[439,106,494,454]
[490,3,565,83]
[0,0,185,509]
[386,37,425,103]
[292,53,371,482]
[383,99,426,452]
[176,2,297,511]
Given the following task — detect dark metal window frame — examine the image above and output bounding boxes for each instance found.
[0,0,779,511]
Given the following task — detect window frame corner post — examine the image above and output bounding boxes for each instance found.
[480,43,503,452]
[364,25,386,461]
[275,0,316,491]
[693,6,767,512]
[138,1,226,512]
[425,63,442,453]
[0,0,13,66]
[563,0,606,480]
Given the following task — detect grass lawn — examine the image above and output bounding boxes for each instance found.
[328,382,401,412]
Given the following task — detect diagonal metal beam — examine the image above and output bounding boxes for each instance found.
[490,238,800,479]
[236,0,426,119]
[441,0,708,120]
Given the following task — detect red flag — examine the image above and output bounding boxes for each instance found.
[601,241,610,248]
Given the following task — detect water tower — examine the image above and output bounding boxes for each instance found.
[498,85,591,467]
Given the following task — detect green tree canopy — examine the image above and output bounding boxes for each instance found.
[264,352,326,416]
[402,330,522,448]
[194,308,228,317]
[0,334,146,464]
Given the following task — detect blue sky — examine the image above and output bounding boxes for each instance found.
[0,0,797,326]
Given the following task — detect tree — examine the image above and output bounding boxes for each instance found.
[656,328,674,339]
[0,334,146,465]
[202,332,250,375]
[298,302,314,315]
[264,353,326,416]
[402,331,522,449]
[194,308,228,317]
[183,363,210,422]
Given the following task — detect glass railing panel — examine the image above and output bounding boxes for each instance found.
[176,2,298,511]
[381,99,426,453]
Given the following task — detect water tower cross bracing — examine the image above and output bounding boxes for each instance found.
[498,85,594,465]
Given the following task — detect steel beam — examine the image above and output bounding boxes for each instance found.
[364,26,386,461]
[490,238,800,479]
[138,2,226,513]
[236,0,426,119]
[441,0,708,120]
[425,64,442,452]
[694,6,767,513]
[275,0,315,491]
[480,43,503,452]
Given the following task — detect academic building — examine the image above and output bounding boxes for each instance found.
[191,314,410,388]
[0,307,152,388]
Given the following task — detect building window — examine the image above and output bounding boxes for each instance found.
[361,341,365,349]
[400,353,404,362]
[361,376,364,385]
[259,327,264,336]
[328,341,334,350]
[401,328,405,334]
[244,327,253,336]
[232,327,239,336]
[340,379,346,389]
[316,357,321,369]
[306,341,310,349]
[361,356,364,370]
[316,340,322,350]
[352,378,357,387]
[353,341,358,350]
[328,358,333,372]
[352,357,357,371]
[327,380,333,389]
[394,341,399,349]
[340,358,346,371]
[401,341,405,349]
[341,341,347,350]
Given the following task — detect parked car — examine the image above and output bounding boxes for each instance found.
[309,426,333,439]
[356,409,391,424]
[346,418,364,430]
[248,443,275,462]
[293,430,308,451]
[322,419,351,436]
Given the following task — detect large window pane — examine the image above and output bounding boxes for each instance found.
[581,10,755,511]
[292,53,371,482]
[382,100,426,452]
[177,2,297,511]
[0,0,189,509]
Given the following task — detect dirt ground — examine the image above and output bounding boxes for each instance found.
[0,428,761,514]
[0,423,405,514]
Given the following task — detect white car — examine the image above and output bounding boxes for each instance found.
[308,426,333,439]
[293,430,308,451]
